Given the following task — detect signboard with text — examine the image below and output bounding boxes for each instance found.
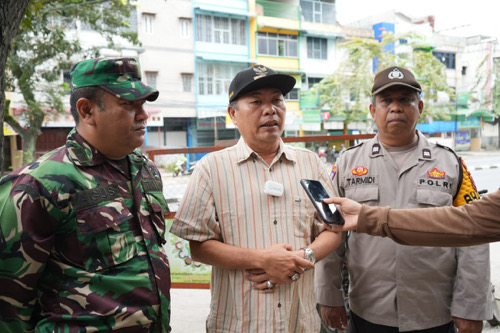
[455,130,471,151]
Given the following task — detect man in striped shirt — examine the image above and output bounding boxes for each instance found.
[170,65,341,332]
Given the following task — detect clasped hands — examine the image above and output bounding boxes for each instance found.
[245,243,314,293]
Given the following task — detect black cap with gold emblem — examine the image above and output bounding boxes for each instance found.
[228,64,296,103]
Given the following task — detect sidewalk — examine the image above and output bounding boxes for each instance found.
[170,288,210,332]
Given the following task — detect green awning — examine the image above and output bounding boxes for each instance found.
[469,109,496,122]
[451,107,496,122]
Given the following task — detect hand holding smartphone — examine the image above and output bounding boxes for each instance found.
[300,179,344,225]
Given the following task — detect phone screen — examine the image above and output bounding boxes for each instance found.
[300,179,344,225]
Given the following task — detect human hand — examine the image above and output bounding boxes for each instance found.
[452,317,483,333]
[321,197,361,232]
[257,243,313,283]
[246,270,282,293]
[320,304,348,330]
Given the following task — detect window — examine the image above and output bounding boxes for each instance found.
[462,66,467,75]
[285,88,299,101]
[198,63,245,96]
[181,73,193,92]
[180,18,191,38]
[145,71,158,89]
[432,51,455,69]
[257,32,298,57]
[300,0,335,25]
[195,14,246,45]
[308,77,323,89]
[307,37,327,59]
[143,13,155,34]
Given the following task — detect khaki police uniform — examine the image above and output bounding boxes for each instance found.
[315,131,491,331]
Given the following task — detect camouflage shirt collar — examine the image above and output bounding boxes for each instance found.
[66,129,143,167]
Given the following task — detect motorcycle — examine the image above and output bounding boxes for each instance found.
[173,157,196,177]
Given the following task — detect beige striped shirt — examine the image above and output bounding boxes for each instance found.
[170,138,336,332]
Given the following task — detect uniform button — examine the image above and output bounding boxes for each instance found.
[278,303,281,308]
[273,220,277,225]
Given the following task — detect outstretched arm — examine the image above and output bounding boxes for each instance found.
[321,197,361,232]
[323,189,500,247]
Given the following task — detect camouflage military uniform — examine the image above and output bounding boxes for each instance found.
[0,130,171,332]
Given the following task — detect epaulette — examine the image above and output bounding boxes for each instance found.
[346,141,365,151]
[435,142,460,160]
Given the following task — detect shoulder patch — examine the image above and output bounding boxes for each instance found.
[346,141,365,151]
[453,159,480,206]
[435,143,459,157]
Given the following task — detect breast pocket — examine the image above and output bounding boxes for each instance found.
[75,199,138,272]
[345,186,379,204]
[416,188,453,207]
[293,195,316,239]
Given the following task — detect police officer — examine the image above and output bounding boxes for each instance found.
[315,66,491,333]
[0,57,171,332]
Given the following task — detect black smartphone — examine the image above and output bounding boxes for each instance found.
[300,179,344,225]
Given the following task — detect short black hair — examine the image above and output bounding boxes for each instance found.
[70,87,105,125]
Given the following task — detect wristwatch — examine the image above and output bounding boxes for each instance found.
[302,247,316,270]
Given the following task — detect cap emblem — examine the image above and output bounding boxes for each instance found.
[388,68,404,80]
[253,65,268,80]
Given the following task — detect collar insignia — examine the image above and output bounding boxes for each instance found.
[422,149,431,159]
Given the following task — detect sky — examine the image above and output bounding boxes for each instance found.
[336,0,500,40]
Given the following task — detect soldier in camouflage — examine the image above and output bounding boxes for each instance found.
[0,57,171,332]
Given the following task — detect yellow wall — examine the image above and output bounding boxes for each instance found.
[256,56,299,71]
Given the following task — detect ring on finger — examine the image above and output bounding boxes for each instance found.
[290,273,299,282]
[266,280,275,289]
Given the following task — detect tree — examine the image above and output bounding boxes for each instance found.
[0,0,31,176]
[313,31,454,134]
[4,0,140,166]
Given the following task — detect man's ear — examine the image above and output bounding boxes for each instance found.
[76,98,97,126]
[418,99,424,116]
[227,104,237,126]
[369,103,376,118]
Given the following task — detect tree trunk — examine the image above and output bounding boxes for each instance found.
[22,130,37,164]
[0,0,30,177]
